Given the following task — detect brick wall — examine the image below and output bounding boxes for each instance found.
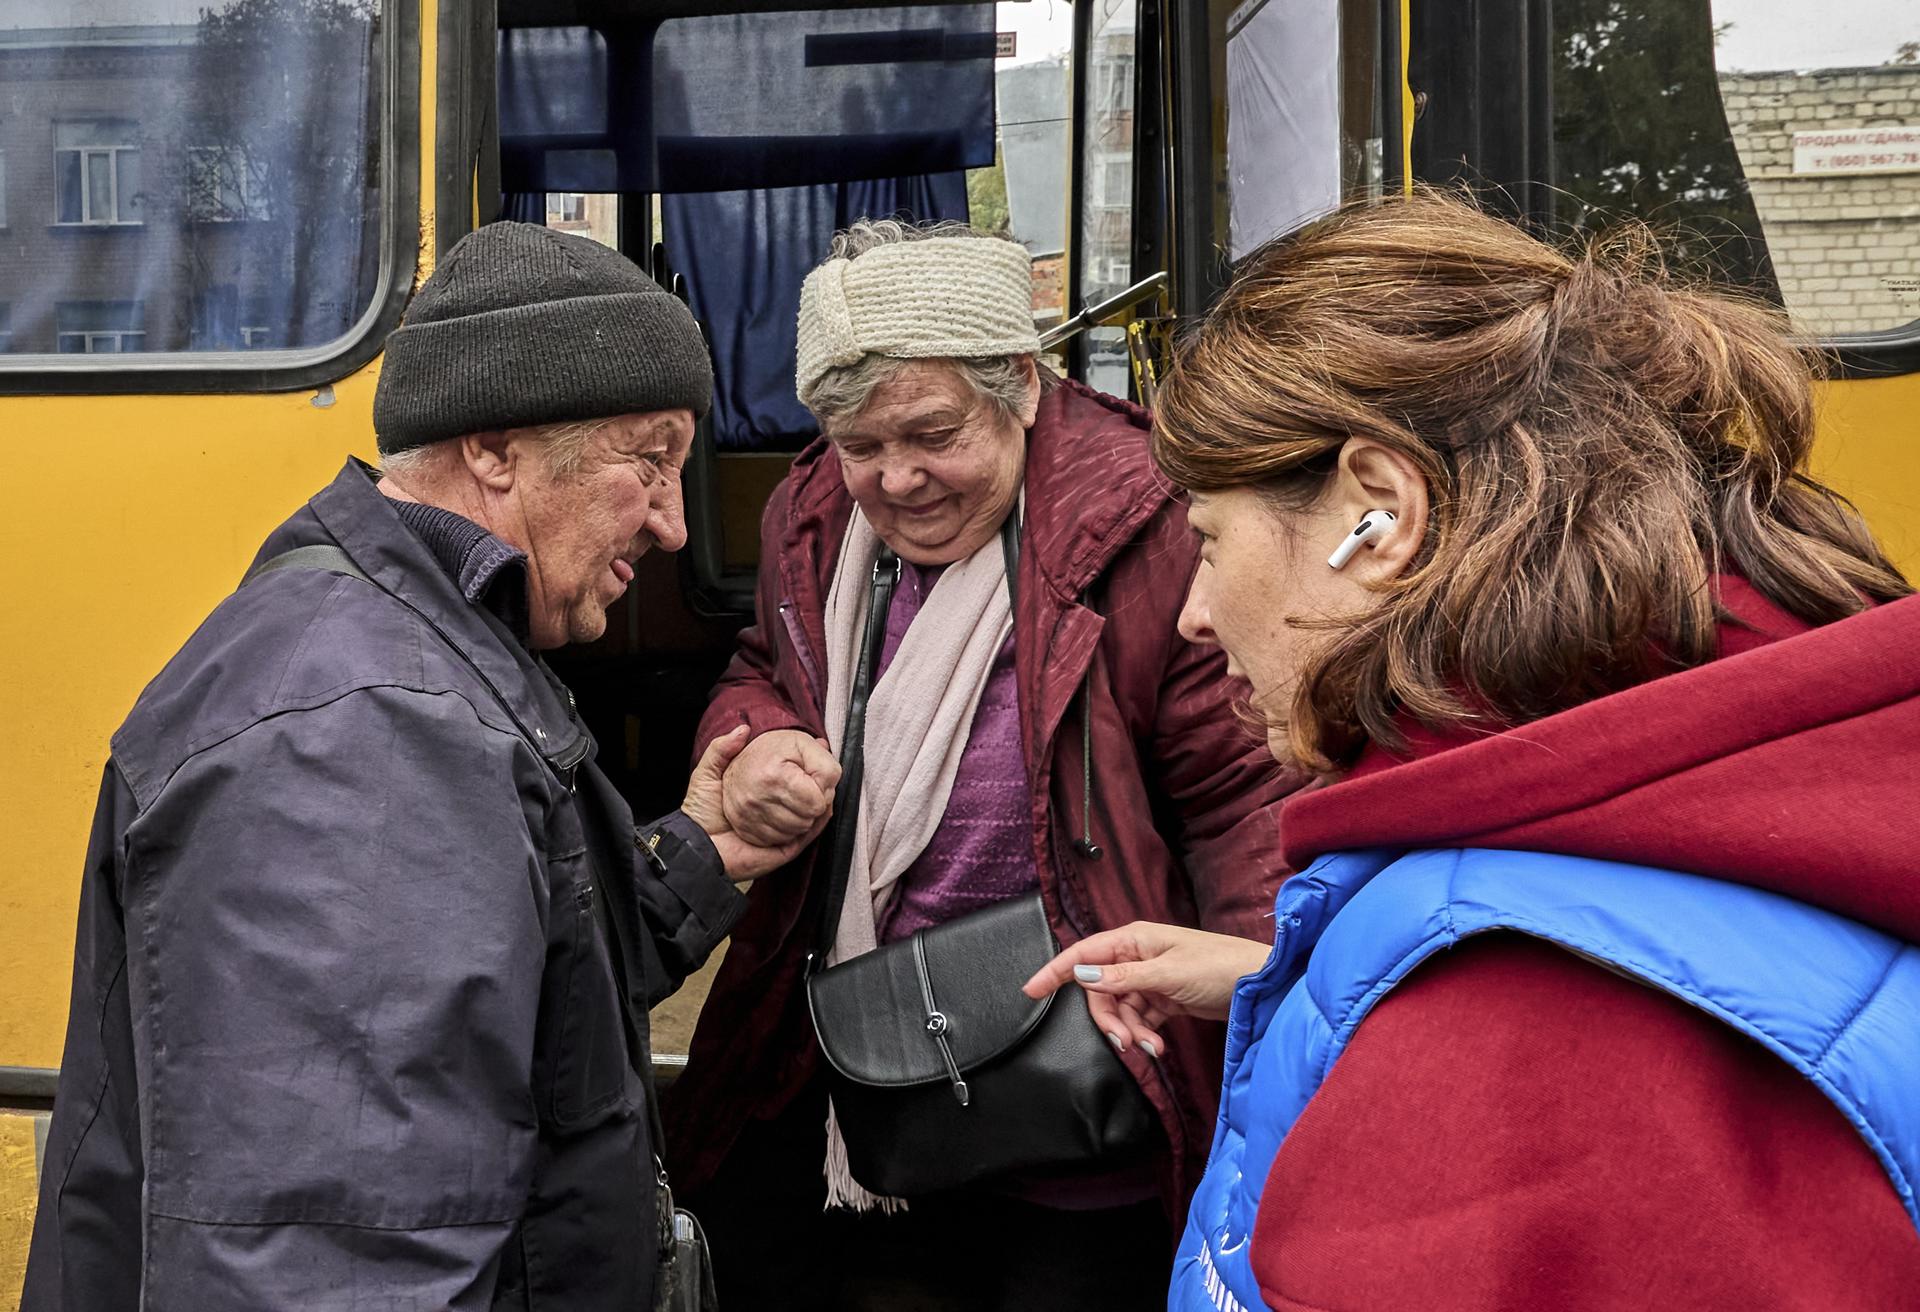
[1720,64,1920,336]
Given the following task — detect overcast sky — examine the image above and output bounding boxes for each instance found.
[1714,0,1917,71]
[5,0,1914,72]
[7,0,209,25]
[1000,0,1074,66]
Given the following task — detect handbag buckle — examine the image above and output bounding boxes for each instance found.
[922,1010,969,1104]
[911,929,974,1109]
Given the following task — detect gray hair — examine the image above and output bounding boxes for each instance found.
[827,216,999,261]
[807,218,1040,430]
[378,416,612,482]
[530,417,614,478]
[808,353,1038,431]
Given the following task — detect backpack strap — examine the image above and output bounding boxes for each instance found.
[242,544,372,587]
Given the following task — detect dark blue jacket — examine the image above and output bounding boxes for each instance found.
[24,461,742,1311]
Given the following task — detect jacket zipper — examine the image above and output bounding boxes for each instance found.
[779,600,825,716]
[553,685,590,788]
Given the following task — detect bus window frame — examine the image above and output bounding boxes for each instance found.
[1827,325,1920,381]
[438,0,499,256]
[0,0,423,397]
[1063,0,1091,381]
[1166,0,1216,315]
[1166,0,1405,316]
[1405,0,1920,382]
[1063,0,1170,397]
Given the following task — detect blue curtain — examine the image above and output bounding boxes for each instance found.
[498,8,996,194]
[500,192,546,224]
[664,173,970,450]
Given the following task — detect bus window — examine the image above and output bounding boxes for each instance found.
[1205,0,1381,261]
[1185,0,1382,273]
[545,191,618,243]
[1550,0,1920,339]
[0,0,389,364]
[983,0,1074,341]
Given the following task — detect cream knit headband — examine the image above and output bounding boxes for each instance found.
[795,236,1043,407]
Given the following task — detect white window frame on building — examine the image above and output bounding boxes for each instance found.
[56,301,147,354]
[54,119,143,227]
[187,145,269,222]
[0,150,8,228]
[1096,53,1134,112]
[240,325,273,348]
[60,329,147,353]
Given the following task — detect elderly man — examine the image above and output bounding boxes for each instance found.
[23,223,811,1312]
[664,221,1299,1310]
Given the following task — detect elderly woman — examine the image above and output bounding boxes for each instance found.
[1027,192,1920,1310]
[661,221,1296,1310]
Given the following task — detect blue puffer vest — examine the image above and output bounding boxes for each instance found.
[1170,847,1920,1312]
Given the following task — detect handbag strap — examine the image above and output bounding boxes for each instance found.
[806,546,899,969]
[806,511,1021,970]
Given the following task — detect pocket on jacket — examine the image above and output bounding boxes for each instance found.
[540,853,636,1132]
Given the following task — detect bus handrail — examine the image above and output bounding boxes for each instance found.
[0,1065,57,1108]
[1039,272,1170,352]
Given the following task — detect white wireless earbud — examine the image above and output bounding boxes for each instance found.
[1327,510,1397,570]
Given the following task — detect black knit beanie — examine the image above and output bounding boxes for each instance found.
[373,221,713,455]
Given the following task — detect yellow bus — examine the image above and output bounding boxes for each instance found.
[3,0,1917,1299]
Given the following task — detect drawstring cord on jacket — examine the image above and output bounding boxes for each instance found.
[1074,586,1103,859]
[1074,672,1103,859]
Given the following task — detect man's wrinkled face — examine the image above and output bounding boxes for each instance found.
[825,362,1030,567]
[512,410,694,649]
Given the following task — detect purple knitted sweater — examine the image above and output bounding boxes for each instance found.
[872,560,1037,942]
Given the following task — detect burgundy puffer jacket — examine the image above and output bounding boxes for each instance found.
[663,380,1300,1212]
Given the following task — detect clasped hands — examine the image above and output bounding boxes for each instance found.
[683,728,1268,1060]
[679,727,841,882]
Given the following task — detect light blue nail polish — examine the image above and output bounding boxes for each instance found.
[1140,1039,1160,1060]
[1106,1031,1125,1053]
[1074,965,1103,983]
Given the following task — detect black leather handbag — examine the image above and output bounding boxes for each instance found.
[803,519,1157,1198]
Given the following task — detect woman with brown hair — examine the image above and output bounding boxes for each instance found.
[1026,190,1920,1309]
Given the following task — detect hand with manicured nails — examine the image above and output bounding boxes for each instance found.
[718,727,842,847]
[682,726,829,881]
[1022,922,1272,1058]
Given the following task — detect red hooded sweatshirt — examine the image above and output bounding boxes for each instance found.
[1249,582,1920,1310]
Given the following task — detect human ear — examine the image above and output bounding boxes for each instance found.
[459,430,518,493]
[656,409,697,462]
[1013,356,1042,429]
[1327,438,1428,581]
